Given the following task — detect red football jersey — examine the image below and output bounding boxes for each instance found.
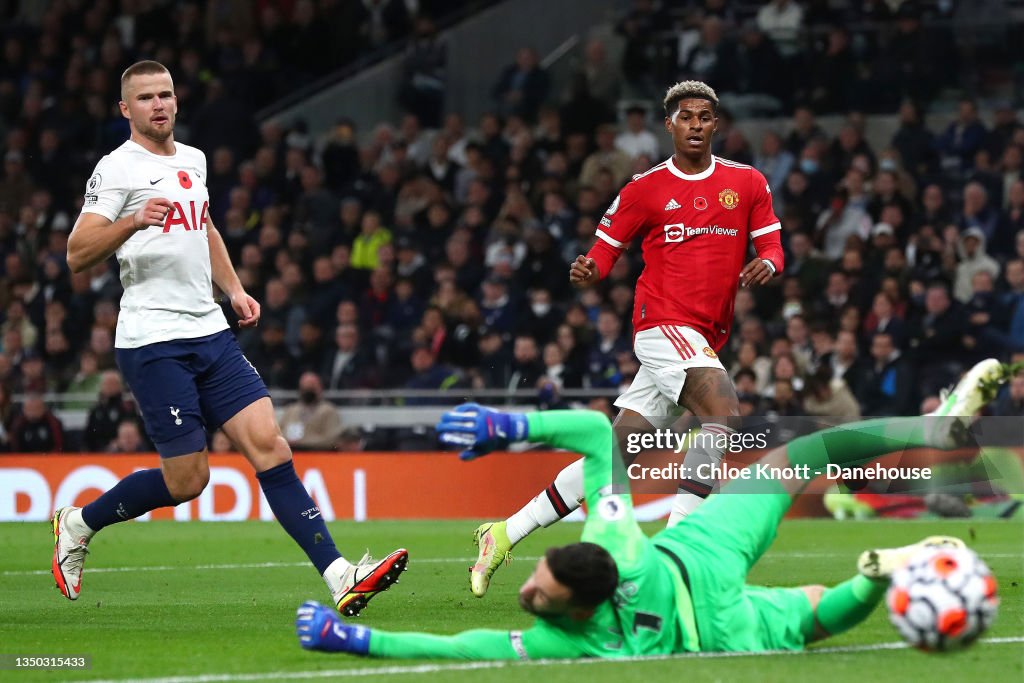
[587,155,783,351]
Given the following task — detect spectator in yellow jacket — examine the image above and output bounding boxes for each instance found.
[351,210,392,270]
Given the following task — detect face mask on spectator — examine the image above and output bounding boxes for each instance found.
[800,158,819,174]
[878,158,898,171]
[531,303,551,316]
[300,390,318,405]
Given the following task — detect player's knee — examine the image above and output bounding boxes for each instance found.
[714,397,740,420]
[255,432,292,468]
[237,424,292,471]
[802,584,827,609]
[165,463,210,502]
[270,434,293,465]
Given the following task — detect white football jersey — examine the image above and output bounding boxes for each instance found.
[80,139,228,348]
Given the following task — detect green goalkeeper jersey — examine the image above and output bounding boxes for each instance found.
[371,411,699,660]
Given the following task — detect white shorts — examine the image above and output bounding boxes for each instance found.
[614,325,726,419]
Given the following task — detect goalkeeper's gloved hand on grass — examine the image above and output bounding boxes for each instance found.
[296,600,371,655]
[436,403,529,460]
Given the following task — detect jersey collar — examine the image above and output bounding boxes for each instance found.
[125,138,179,158]
[666,155,716,181]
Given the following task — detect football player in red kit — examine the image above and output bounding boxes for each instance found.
[468,81,785,597]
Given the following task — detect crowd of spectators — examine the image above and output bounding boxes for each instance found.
[1,0,1023,452]
[615,0,1021,115]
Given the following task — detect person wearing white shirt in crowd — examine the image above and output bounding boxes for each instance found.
[615,105,661,161]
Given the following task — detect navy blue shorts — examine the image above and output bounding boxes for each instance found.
[116,330,270,458]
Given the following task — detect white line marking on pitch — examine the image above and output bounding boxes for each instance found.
[1,557,510,577]
[73,637,1024,683]
[5,553,1020,578]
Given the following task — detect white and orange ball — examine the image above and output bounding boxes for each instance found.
[887,546,999,652]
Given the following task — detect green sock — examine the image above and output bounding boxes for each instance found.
[787,417,931,474]
[927,448,1024,495]
[724,417,934,497]
[811,575,887,638]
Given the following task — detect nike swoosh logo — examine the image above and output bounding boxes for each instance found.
[149,178,162,185]
[307,512,321,520]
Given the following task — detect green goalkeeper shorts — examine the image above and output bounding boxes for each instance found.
[652,490,812,652]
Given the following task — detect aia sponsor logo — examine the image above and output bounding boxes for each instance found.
[162,200,209,233]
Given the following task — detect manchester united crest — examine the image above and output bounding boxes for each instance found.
[703,347,717,358]
[718,188,739,210]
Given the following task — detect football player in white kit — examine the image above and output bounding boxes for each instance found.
[51,61,407,616]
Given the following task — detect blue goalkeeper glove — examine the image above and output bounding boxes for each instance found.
[436,403,529,460]
[295,600,371,655]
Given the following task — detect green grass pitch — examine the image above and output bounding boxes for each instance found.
[1,518,1021,682]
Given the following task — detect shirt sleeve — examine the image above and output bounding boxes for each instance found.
[525,411,650,573]
[748,168,784,274]
[586,180,648,280]
[369,624,586,660]
[80,155,131,223]
[369,629,522,659]
[519,622,589,659]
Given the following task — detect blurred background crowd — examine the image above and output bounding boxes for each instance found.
[1,0,1023,452]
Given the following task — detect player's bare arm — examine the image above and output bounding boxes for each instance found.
[66,197,174,273]
[739,257,775,288]
[569,255,600,287]
[206,218,260,328]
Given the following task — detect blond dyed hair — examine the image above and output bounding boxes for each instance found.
[663,81,719,117]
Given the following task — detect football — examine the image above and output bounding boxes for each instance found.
[887,546,999,652]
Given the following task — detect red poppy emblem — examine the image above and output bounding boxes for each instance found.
[178,171,192,189]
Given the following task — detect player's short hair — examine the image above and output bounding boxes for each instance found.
[120,60,171,100]
[545,542,619,609]
[663,81,719,117]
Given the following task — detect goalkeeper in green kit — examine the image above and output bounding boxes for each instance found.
[295,359,1007,659]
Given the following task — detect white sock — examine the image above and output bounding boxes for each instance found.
[666,422,734,527]
[322,556,354,594]
[505,458,585,544]
[66,508,96,539]
[667,492,704,527]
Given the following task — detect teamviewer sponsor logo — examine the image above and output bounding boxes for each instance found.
[664,223,739,243]
[664,223,685,243]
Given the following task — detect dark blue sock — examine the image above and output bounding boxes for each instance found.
[257,461,341,575]
[81,468,176,531]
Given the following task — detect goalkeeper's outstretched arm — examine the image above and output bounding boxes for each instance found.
[296,600,584,659]
[436,406,649,568]
[522,410,650,570]
[370,629,521,659]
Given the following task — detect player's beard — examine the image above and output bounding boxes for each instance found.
[519,593,558,617]
[138,114,174,143]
